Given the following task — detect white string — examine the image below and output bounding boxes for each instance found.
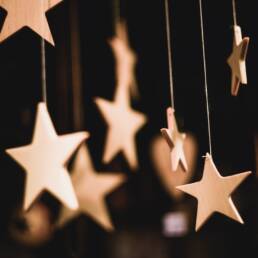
[164,0,175,109]
[199,0,212,156]
[232,0,237,26]
[41,38,47,103]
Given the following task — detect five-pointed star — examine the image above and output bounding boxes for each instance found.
[58,143,126,231]
[0,0,63,45]
[227,25,250,96]
[176,153,251,231]
[6,102,89,211]
[110,20,138,98]
[95,85,147,170]
[160,107,188,172]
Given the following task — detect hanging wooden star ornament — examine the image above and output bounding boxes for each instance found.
[0,0,63,45]
[95,85,147,170]
[58,143,126,231]
[176,153,251,231]
[227,25,249,96]
[160,107,188,172]
[110,20,138,98]
[6,102,89,211]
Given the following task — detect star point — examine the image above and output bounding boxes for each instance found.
[176,153,251,231]
[0,0,63,45]
[227,25,250,96]
[6,102,89,211]
[58,143,126,231]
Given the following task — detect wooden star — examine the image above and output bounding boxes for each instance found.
[6,102,88,210]
[58,143,126,231]
[0,0,63,45]
[95,86,147,170]
[110,20,138,98]
[160,107,188,172]
[227,25,250,96]
[176,153,251,231]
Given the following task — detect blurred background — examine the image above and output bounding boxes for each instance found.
[0,0,257,257]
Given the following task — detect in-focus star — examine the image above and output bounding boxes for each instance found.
[160,107,188,172]
[110,20,138,98]
[176,153,251,231]
[6,102,89,210]
[58,143,126,231]
[227,25,249,96]
[95,86,146,170]
[0,0,63,45]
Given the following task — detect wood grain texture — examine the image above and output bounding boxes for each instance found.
[0,0,63,45]
[6,102,88,210]
[177,153,251,231]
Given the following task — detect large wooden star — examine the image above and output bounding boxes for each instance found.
[6,102,88,210]
[227,25,249,96]
[176,153,251,231]
[95,86,147,170]
[110,21,138,98]
[160,107,188,172]
[0,0,63,45]
[58,143,126,231]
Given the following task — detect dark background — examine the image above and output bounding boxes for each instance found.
[0,0,257,258]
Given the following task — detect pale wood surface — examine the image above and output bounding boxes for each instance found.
[227,25,249,96]
[0,0,63,45]
[6,102,88,210]
[177,153,251,231]
[95,84,146,170]
[151,134,197,201]
[58,143,126,231]
[160,107,188,172]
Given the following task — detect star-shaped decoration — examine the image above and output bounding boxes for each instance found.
[227,25,250,96]
[6,102,89,210]
[58,143,126,231]
[110,20,138,99]
[176,153,251,231]
[95,85,147,170]
[0,0,63,45]
[160,107,188,172]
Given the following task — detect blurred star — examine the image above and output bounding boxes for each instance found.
[58,143,126,231]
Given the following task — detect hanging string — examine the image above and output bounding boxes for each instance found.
[232,0,237,26]
[41,38,47,103]
[164,0,175,109]
[199,0,212,156]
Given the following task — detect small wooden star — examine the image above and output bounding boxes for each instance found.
[160,107,188,172]
[0,0,63,45]
[176,153,251,231]
[110,20,138,98]
[6,102,88,210]
[58,143,126,231]
[227,25,250,96]
[95,86,147,170]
